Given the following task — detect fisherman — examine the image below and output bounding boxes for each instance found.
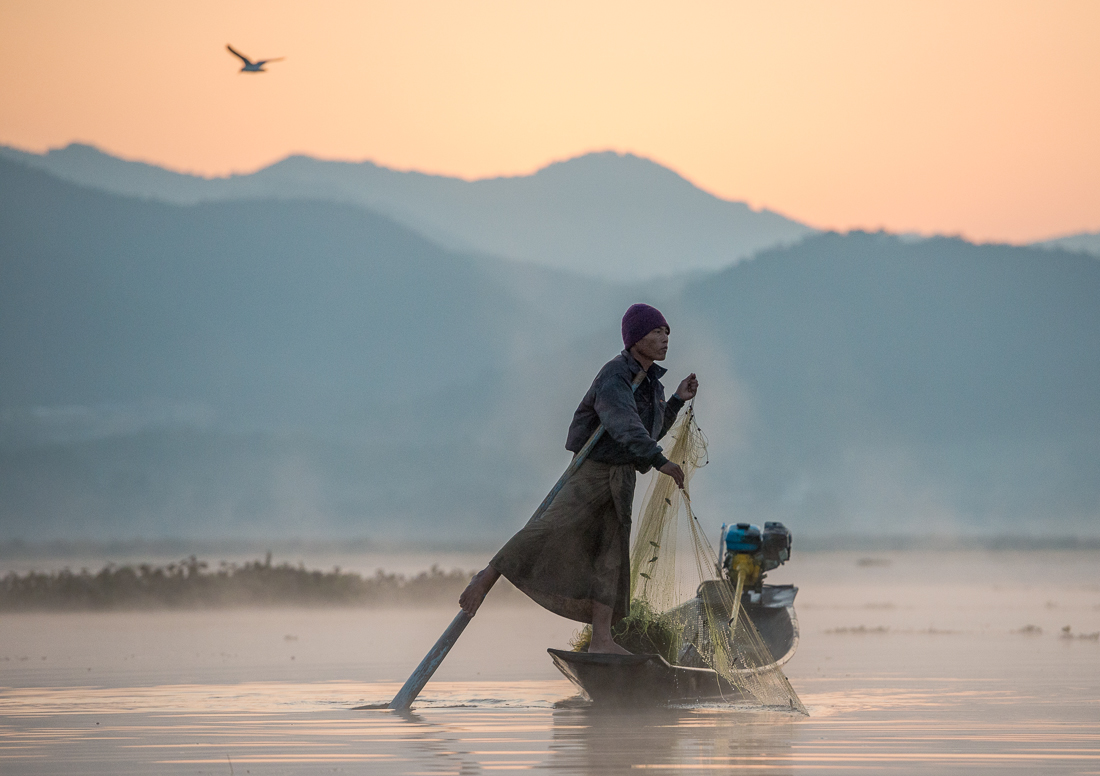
[459,303,699,654]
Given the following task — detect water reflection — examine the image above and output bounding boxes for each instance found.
[375,708,487,775]
[370,696,802,775]
[4,681,1100,775]
[547,705,798,775]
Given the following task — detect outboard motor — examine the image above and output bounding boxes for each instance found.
[720,521,793,595]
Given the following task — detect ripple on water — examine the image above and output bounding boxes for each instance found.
[2,679,1098,775]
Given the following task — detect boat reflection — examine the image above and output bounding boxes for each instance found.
[547,703,800,774]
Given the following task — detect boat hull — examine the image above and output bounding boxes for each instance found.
[548,587,799,705]
[548,649,748,704]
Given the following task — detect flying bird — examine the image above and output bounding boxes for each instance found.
[226,44,284,73]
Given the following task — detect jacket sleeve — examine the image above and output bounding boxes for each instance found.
[658,394,685,441]
[593,370,668,469]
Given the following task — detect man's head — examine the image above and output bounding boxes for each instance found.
[622,303,670,363]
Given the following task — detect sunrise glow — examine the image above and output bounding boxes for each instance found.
[1,0,1098,242]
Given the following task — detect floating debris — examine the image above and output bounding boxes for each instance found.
[1061,626,1100,641]
[825,625,889,634]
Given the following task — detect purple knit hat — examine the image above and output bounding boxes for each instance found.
[622,303,670,349]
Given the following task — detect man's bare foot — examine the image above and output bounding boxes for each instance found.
[588,638,632,655]
[588,600,632,654]
[459,566,500,615]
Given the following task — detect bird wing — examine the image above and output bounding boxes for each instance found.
[226,45,253,66]
[256,57,285,65]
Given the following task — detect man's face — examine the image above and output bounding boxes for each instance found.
[633,326,670,362]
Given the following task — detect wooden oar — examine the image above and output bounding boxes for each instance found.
[388,369,649,710]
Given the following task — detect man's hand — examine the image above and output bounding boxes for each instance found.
[676,373,699,401]
[659,460,685,489]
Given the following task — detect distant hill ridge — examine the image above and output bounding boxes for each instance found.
[1034,231,1100,257]
[1,153,1098,542]
[0,155,622,419]
[0,143,815,281]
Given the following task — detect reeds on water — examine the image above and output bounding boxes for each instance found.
[0,556,479,611]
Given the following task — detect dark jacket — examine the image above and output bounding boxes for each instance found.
[566,350,685,472]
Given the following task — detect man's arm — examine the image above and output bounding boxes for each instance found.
[658,394,685,441]
[658,373,699,440]
[655,373,699,488]
[593,371,669,469]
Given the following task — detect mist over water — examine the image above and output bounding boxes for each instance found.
[3,155,1099,544]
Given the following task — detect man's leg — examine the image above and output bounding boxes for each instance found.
[459,566,500,615]
[589,601,631,655]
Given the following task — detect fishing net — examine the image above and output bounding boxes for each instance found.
[574,404,806,713]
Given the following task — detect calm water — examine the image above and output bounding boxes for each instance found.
[2,550,1098,774]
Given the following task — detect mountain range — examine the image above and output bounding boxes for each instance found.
[0,143,816,282]
[1,151,1098,544]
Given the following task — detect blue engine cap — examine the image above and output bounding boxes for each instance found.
[725,522,762,553]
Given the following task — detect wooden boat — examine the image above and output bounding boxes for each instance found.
[548,583,799,705]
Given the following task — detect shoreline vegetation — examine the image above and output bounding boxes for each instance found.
[0,555,510,611]
[3,535,1099,563]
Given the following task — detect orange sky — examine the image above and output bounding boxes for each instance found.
[1,0,1098,242]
